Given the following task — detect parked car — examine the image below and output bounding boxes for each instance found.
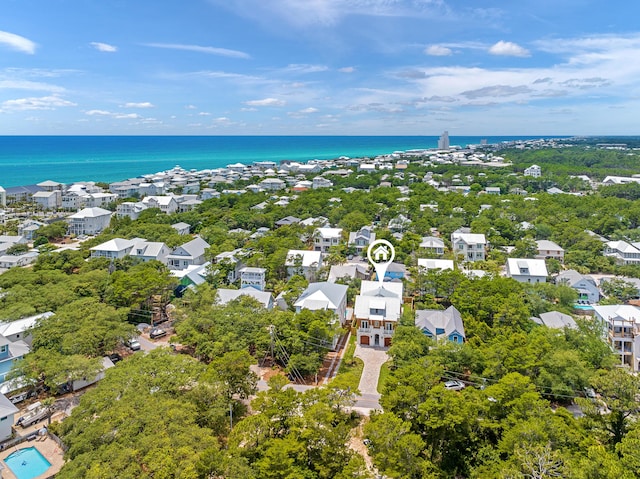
[149,327,167,339]
[108,353,122,364]
[444,380,466,391]
[127,338,141,351]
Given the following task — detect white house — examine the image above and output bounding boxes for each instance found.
[259,178,287,191]
[166,236,210,270]
[536,240,565,262]
[17,220,46,241]
[294,282,349,326]
[327,264,369,283]
[556,269,600,304]
[171,222,191,235]
[0,393,18,441]
[417,258,454,272]
[90,238,139,259]
[32,190,61,210]
[116,201,148,220]
[506,258,548,283]
[285,250,323,281]
[533,311,577,329]
[216,288,274,310]
[451,229,487,262]
[524,164,542,178]
[0,252,39,269]
[130,241,171,264]
[348,226,376,255]
[592,304,640,370]
[0,186,5,207]
[239,267,266,291]
[67,207,112,236]
[604,241,640,265]
[419,236,445,255]
[0,311,53,346]
[313,227,343,253]
[142,196,179,215]
[354,281,403,347]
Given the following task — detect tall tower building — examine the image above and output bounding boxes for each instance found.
[437,131,450,150]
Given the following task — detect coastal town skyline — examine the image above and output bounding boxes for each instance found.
[0,1,639,136]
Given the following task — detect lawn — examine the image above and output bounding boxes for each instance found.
[331,333,364,392]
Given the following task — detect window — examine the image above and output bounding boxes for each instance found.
[385,323,394,331]
[361,320,369,329]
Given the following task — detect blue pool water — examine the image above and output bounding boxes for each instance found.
[3,447,51,479]
[573,304,594,311]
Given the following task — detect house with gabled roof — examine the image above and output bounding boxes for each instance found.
[116,201,148,220]
[142,195,179,215]
[451,228,486,262]
[415,305,465,343]
[294,282,349,326]
[313,227,343,253]
[167,236,210,270]
[418,258,454,272]
[90,238,139,259]
[67,207,112,236]
[0,311,53,345]
[275,216,301,227]
[216,288,274,310]
[285,250,323,280]
[604,240,640,265]
[348,226,376,255]
[536,240,564,262]
[532,311,577,329]
[130,241,171,264]
[355,280,403,347]
[419,236,445,255]
[555,269,600,304]
[506,258,548,283]
[592,304,640,370]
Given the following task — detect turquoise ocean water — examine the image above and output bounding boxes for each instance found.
[0,136,560,188]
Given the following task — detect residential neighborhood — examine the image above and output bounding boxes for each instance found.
[3,138,640,477]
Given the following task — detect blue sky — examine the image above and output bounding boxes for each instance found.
[0,0,639,135]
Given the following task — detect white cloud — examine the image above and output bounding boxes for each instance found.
[198,112,211,116]
[122,102,154,108]
[339,66,356,73]
[279,64,329,74]
[90,42,117,52]
[114,113,142,119]
[144,43,250,59]
[288,107,319,117]
[85,109,112,116]
[185,104,198,109]
[244,98,286,107]
[0,95,76,112]
[488,40,530,57]
[425,45,452,56]
[0,30,36,54]
[0,80,64,92]
[210,0,448,28]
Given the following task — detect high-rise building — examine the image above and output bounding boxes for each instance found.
[437,131,450,150]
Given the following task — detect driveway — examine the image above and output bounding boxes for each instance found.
[352,344,388,414]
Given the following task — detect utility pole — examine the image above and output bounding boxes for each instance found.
[269,325,275,365]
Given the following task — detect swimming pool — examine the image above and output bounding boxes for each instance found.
[573,304,594,311]
[3,446,51,479]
